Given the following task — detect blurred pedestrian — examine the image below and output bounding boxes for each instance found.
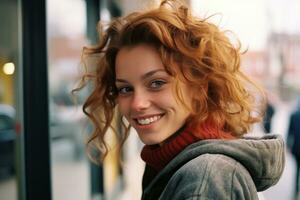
[287,99,300,200]
[263,102,275,133]
[75,0,285,199]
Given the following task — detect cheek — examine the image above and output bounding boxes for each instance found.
[162,86,178,100]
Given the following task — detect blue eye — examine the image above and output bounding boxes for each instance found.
[150,80,166,89]
[118,86,133,95]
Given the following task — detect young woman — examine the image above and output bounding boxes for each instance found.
[77,0,285,199]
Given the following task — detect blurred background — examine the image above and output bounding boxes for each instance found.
[0,0,299,199]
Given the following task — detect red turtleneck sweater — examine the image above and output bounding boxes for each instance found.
[141,123,235,171]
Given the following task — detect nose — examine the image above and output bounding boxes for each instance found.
[130,91,151,111]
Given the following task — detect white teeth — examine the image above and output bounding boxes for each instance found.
[137,115,161,125]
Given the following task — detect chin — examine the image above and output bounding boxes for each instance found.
[139,136,162,146]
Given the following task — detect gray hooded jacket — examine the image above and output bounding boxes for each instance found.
[142,134,285,200]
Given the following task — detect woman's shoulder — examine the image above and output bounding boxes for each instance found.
[175,153,253,181]
[159,153,258,200]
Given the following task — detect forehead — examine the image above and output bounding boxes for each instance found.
[115,44,165,77]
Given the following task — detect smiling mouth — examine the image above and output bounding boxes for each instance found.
[135,114,163,125]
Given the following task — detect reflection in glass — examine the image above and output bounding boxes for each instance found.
[0,0,19,200]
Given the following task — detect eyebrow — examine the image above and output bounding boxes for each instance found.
[116,69,166,83]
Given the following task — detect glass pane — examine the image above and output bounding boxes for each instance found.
[0,0,20,199]
[47,0,90,199]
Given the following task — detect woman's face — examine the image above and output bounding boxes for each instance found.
[115,44,192,145]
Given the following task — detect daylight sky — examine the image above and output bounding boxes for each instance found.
[191,0,300,51]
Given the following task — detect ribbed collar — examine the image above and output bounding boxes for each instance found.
[140,121,236,171]
[140,125,200,171]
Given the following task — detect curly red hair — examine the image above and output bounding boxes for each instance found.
[75,0,265,161]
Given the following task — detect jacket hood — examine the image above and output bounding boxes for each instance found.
[152,134,285,192]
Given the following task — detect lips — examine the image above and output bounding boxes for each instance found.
[133,114,164,126]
